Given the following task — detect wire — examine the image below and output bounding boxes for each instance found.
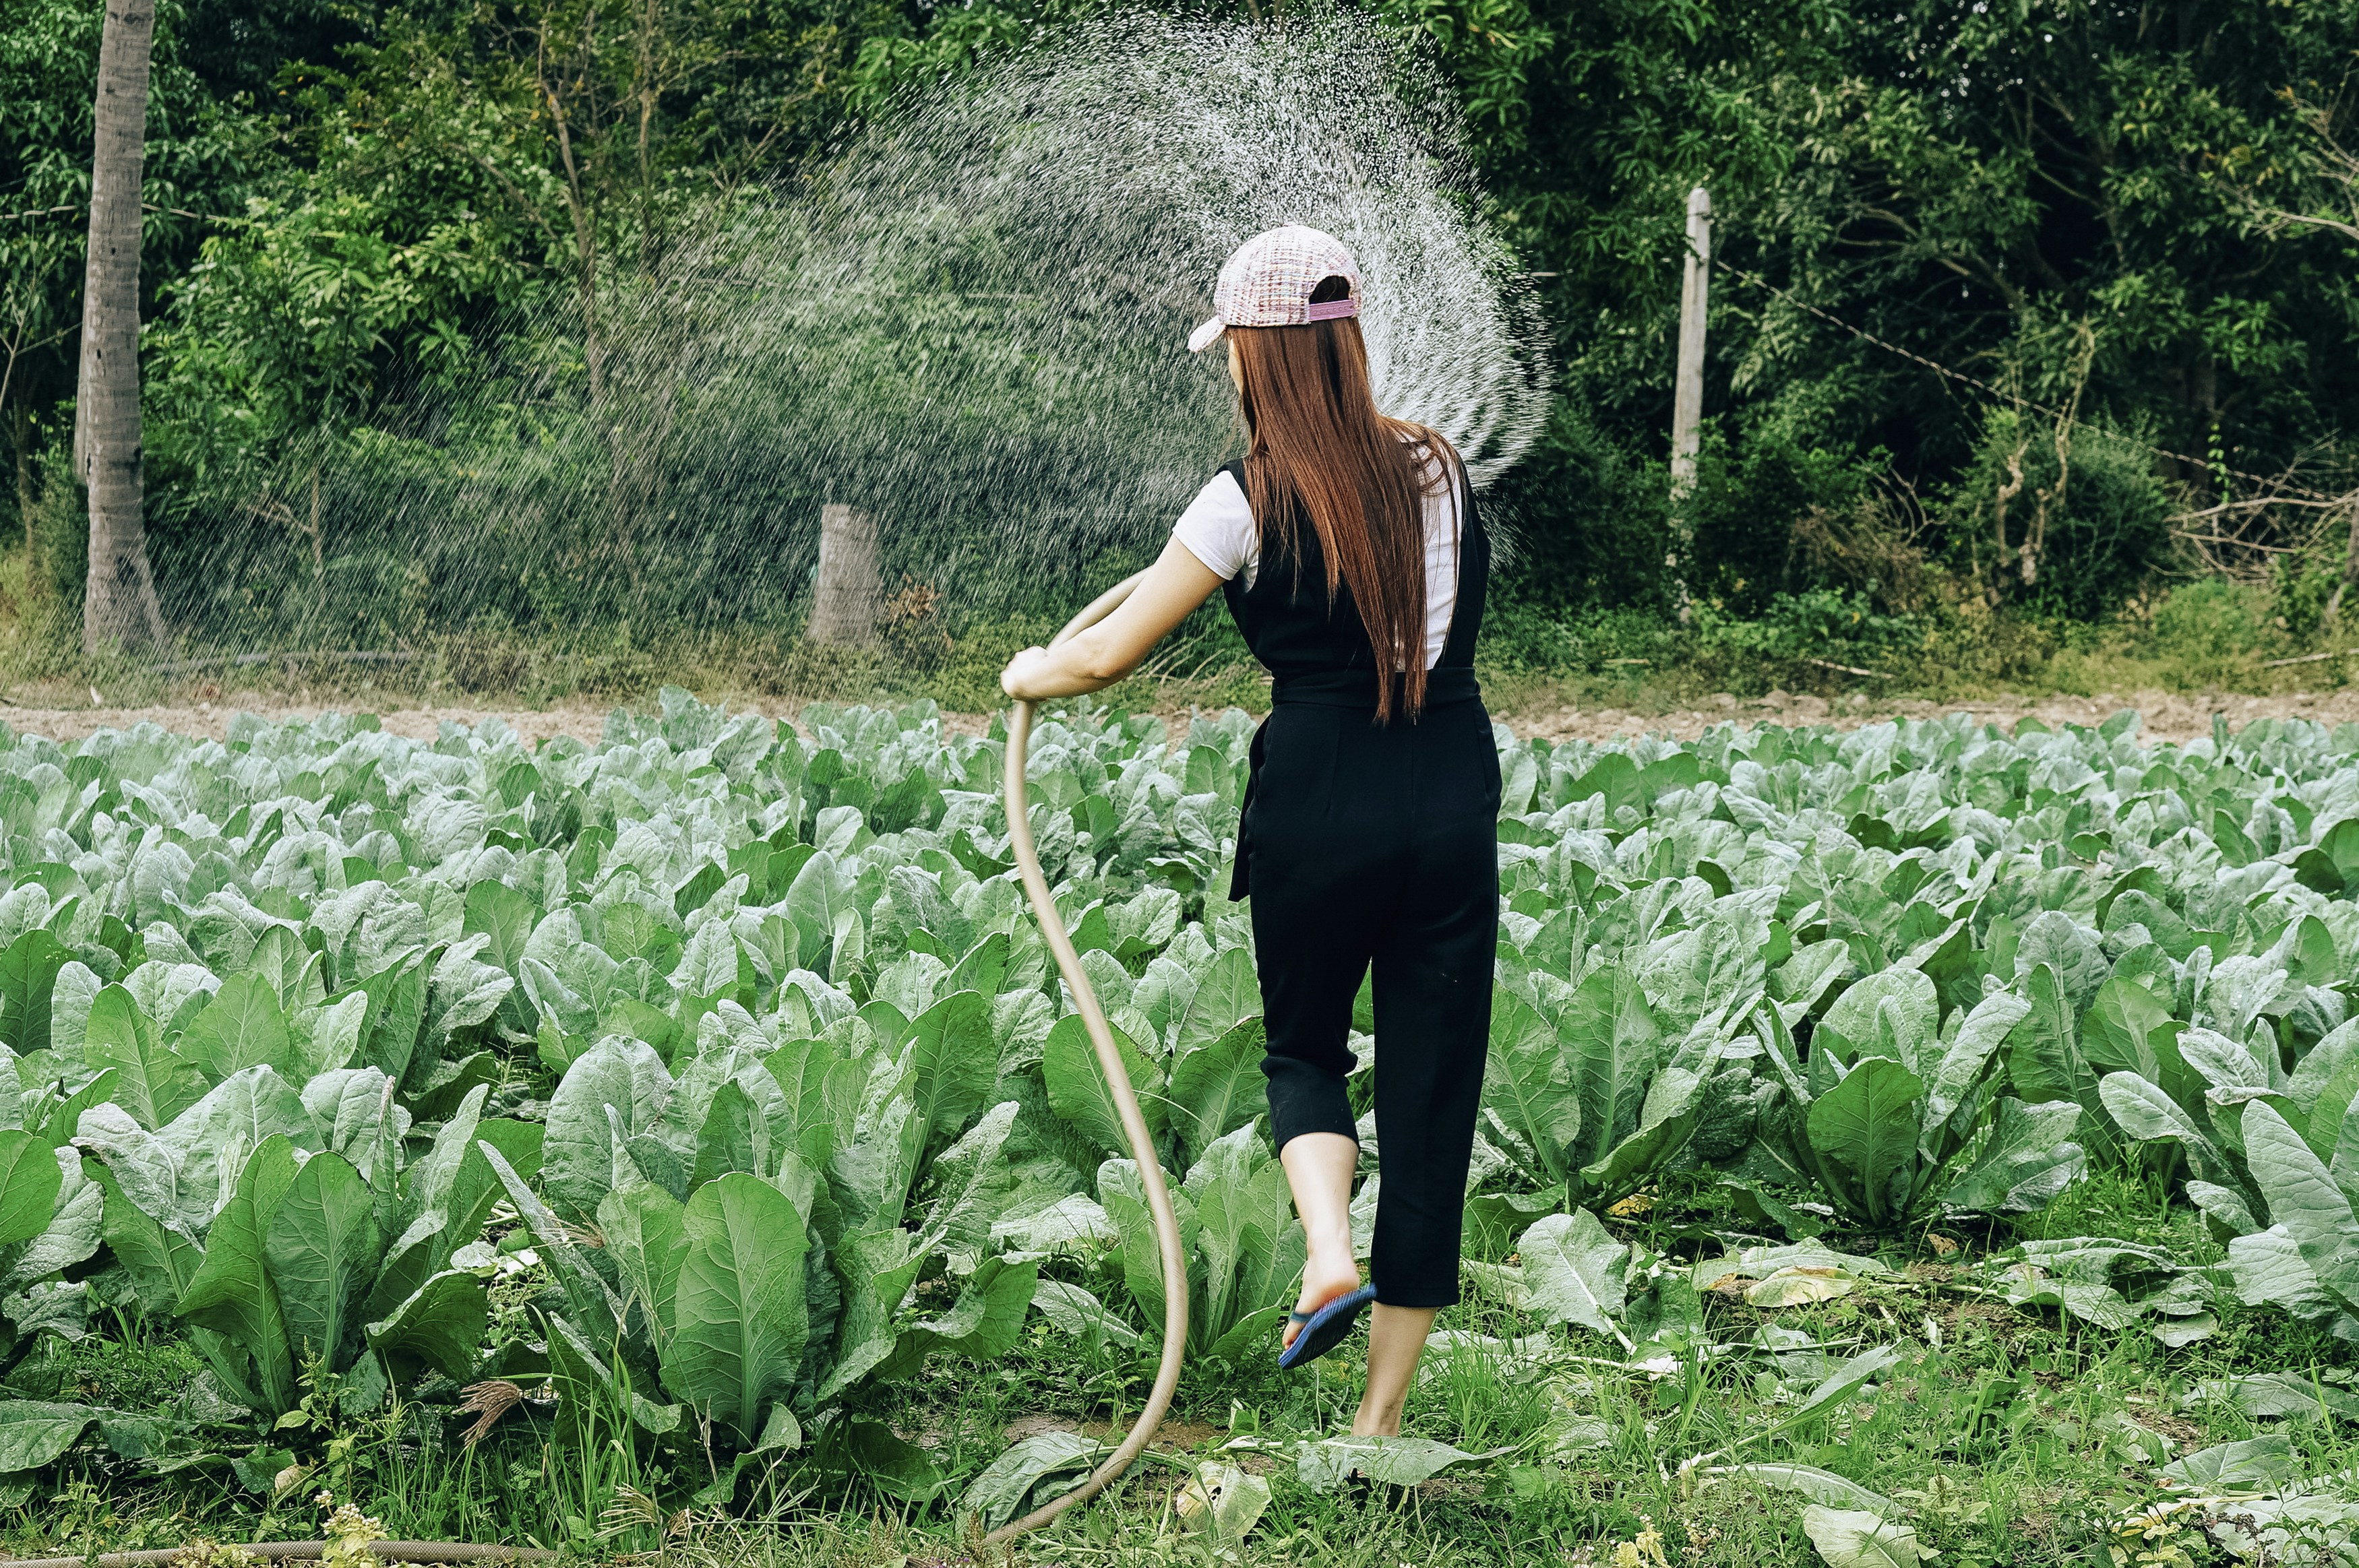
[1708,255,2346,504]
[1,202,241,223]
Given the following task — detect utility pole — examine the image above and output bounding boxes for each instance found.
[1668,186,1711,617]
[1669,187,1711,493]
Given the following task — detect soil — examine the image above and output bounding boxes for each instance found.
[6,683,2358,748]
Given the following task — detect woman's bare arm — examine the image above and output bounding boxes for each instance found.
[999,536,1226,700]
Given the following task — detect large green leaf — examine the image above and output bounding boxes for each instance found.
[599,1181,690,1348]
[820,1418,943,1501]
[1098,1158,1197,1349]
[1802,1506,1931,1568]
[1924,989,2032,1137]
[462,880,536,976]
[1816,970,1936,1071]
[263,1150,383,1373]
[764,1035,864,1170]
[661,1172,811,1444]
[874,1255,1039,1380]
[2098,1072,2237,1189]
[88,1162,202,1315]
[1166,1018,1267,1165]
[690,1075,780,1185]
[1568,1067,1706,1210]
[915,1101,1019,1257]
[958,1430,1108,1533]
[1173,946,1260,1059]
[1042,1013,1164,1158]
[32,1064,112,1150]
[1560,968,1659,1166]
[176,1135,302,1414]
[0,1131,61,1250]
[82,985,205,1129]
[0,930,71,1056]
[1516,1209,1628,1338]
[784,850,854,973]
[154,1066,315,1217]
[1482,989,1579,1183]
[2242,1102,2359,1313]
[359,952,431,1086]
[822,1225,927,1400]
[1638,902,1769,1038]
[543,1036,674,1224]
[2004,964,2098,1108]
[177,975,298,1084]
[1698,1464,1896,1513]
[1183,1124,1287,1345]
[13,1148,100,1286]
[2081,976,2182,1089]
[365,1269,491,1381]
[1944,1098,2084,1212]
[0,1400,100,1471]
[1805,1057,1924,1225]
[905,989,995,1152]
[2286,1017,2359,1162]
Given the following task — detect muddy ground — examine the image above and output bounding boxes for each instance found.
[7,682,2358,749]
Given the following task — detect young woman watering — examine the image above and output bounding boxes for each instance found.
[1000,226,1496,1438]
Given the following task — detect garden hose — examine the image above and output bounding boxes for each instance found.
[3,1543,555,1568]
[987,569,1190,1547]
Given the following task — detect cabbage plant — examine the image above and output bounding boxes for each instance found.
[1748,978,2081,1229]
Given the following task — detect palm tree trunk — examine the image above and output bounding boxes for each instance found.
[74,0,167,656]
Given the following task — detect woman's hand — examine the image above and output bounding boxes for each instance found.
[1000,647,1057,701]
[994,539,1227,703]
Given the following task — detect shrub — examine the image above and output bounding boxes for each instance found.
[1941,411,2172,623]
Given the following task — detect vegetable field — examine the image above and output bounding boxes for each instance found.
[0,693,2355,1565]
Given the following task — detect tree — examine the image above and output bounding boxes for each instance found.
[74,0,166,653]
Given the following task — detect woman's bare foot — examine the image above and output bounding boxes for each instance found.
[1282,1247,1365,1350]
[1351,1303,1438,1434]
[1275,1132,1362,1352]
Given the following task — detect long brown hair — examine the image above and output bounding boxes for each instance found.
[1231,276,1461,722]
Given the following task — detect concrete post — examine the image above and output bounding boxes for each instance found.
[807,502,880,646]
[1669,185,1712,497]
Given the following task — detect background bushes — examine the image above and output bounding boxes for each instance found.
[3,0,2356,685]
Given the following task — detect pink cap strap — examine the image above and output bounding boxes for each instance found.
[1304,299,1359,322]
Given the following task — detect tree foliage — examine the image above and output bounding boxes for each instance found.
[3,0,2355,641]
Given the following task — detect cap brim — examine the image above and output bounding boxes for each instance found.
[1188,317,1226,354]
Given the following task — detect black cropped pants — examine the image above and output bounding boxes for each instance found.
[1239,696,1500,1309]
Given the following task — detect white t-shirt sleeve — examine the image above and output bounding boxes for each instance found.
[1171,470,1258,584]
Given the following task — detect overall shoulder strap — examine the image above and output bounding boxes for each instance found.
[1435,451,1487,670]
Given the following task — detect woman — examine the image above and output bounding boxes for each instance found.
[999,224,1496,1439]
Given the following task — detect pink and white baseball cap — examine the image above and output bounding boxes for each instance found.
[1188,225,1362,353]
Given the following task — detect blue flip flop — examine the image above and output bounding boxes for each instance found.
[1278,1284,1376,1370]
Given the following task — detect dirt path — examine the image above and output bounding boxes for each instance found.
[8,683,2356,749]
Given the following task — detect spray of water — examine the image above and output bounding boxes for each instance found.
[168,13,1552,656]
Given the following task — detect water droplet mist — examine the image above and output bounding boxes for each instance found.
[167,13,1553,663]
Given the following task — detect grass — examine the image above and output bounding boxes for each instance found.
[3,1177,2348,1567]
[8,537,2359,725]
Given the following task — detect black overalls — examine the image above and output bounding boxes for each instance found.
[1220,454,1499,1311]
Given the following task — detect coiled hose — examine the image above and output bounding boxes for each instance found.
[985,570,1190,1547]
[4,1545,553,1568]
